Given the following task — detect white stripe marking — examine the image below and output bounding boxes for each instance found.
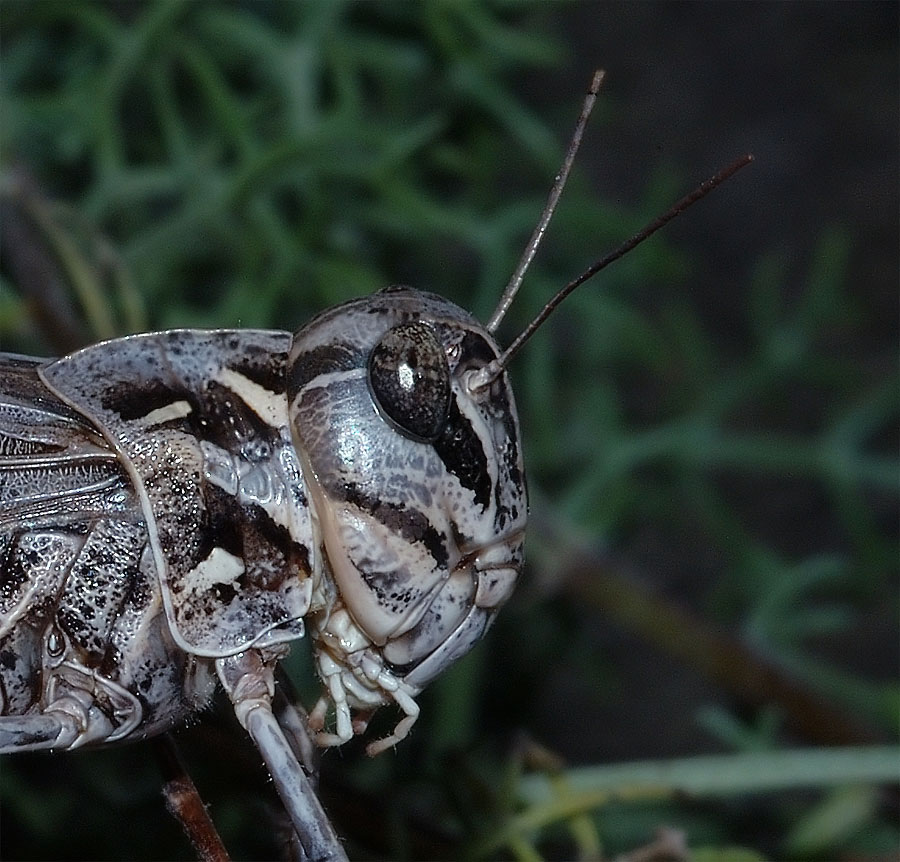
[141,400,192,426]
[216,368,285,428]
[183,546,245,597]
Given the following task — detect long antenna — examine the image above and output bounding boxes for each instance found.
[486,69,606,333]
[469,153,754,392]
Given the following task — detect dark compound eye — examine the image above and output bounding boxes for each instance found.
[368,322,451,442]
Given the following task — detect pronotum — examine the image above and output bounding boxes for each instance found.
[0,71,751,860]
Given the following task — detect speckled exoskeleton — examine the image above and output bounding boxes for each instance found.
[1,286,525,750]
[0,68,750,860]
[0,285,527,859]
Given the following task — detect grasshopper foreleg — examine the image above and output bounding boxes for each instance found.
[216,652,348,862]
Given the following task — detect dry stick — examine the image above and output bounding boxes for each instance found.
[557,545,883,747]
[154,734,231,862]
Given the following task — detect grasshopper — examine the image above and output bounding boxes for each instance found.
[0,71,750,860]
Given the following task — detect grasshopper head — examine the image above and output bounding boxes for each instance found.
[287,286,526,752]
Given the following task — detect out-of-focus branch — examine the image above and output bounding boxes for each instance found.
[554,544,884,746]
[1,169,88,353]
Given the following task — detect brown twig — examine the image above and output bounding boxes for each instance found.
[554,545,883,747]
[154,734,231,862]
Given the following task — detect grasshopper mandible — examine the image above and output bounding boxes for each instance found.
[0,71,750,860]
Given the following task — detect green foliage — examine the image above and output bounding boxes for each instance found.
[1,0,567,342]
[1,3,896,861]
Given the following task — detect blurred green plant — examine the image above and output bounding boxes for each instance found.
[1,2,897,861]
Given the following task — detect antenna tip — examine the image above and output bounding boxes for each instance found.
[590,69,606,93]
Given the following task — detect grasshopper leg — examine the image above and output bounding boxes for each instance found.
[0,713,73,752]
[216,652,348,862]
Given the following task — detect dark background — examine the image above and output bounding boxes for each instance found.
[1,3,897,860]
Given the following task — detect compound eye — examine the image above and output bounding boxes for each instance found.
[368,322,451,442]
